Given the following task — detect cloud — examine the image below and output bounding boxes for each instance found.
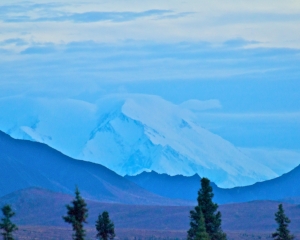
[0,2,64,22]
[192,111,300,150]
[0,2,190,23]
[0,7,185,23]
[1,40,300,86]
[21,45,56,54]
[196,112,300,121]
[217,12,300,25]
[157,12,194,20]
[180,99,222,111]
[0,4,30,15]
[223,38,260,48]
[1,0,300,49]
[62,10,173,23]
[0,38,27,46]
[0,2,63,14]
[239,147,300,176]
[0,0,299,152]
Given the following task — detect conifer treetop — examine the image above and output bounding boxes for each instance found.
[272,204,294,240]
[0,204,18,240]
[188,178,226,240]
[96,211,115,240]
[63,186,88,240]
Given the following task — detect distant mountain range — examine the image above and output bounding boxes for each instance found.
[1,129,300,206]
[126,170,300,204]
[0,131,188,205]
[1,94,298,188]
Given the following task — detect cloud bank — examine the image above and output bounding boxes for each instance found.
[0,0,299,150]
[1,0,300,47]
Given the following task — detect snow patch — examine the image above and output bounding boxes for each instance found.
[0,94,297,187]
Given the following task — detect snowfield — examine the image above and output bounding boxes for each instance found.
[1,94,299,188]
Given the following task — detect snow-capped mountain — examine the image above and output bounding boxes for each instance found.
[0,94,298,187]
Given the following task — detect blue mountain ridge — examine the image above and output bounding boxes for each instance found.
[1,129,300,205]
[125,168,300,204]
[0,131,189,205]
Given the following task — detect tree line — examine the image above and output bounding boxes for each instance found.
[0,179,295,240]
[0,186,115,240]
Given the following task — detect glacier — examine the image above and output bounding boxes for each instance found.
[0,94,299,188]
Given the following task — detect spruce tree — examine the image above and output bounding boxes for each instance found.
[63,186,88,240]
[96,211,115,240]
[0,205,18,240]
[195,210,210,240]
[272,204,294,240]
[188,178,226,240]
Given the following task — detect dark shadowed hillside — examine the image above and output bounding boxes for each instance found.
[125,171,202,200]
[0,131,189,205]
[126,168,300,204]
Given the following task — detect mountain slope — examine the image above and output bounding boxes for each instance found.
[0,131,188,205]
[126,170,300,204]
[81,95,277,188]
[0,94,290,187]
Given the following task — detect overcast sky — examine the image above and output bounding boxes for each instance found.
[0,0,299,150]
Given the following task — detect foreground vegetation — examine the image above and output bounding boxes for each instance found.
[187,178,226,240]
[0,179,295,240]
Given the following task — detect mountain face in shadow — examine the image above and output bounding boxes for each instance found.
[125,171,202,201]
[0,131,189,205]
[125,168,300,204]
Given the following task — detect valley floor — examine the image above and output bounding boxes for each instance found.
[2,188,300,240]
[13,226,300,240]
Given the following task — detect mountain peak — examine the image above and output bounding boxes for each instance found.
[0,94,282,188]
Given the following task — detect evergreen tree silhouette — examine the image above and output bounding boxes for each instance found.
[96,211,115,240]
[272,204,294,240]
[188,178,226,240]
[63,186,88,240]
[0,205,18,240]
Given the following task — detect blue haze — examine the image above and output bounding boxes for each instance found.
[0,40,299,149]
